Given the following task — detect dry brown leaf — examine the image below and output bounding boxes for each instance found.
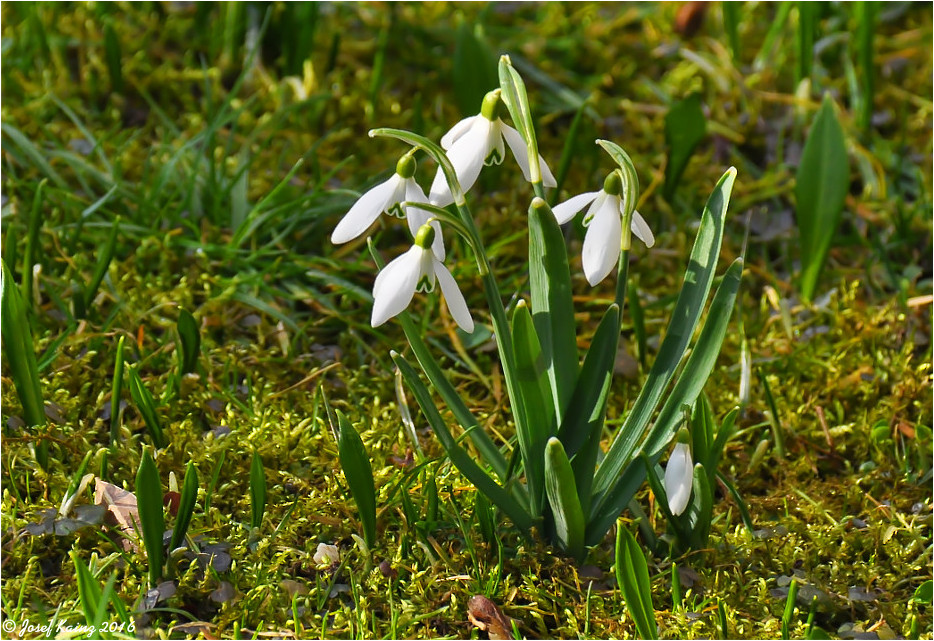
[94,479,141,549]
[467,595,513,640]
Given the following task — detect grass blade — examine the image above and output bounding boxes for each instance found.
[614,524,657,639]
[109,335,126,449]
[71,551,103,626]
[80,217,120,318]
[663,94,707,200]
[169,462,199,551]
[795,94,849,301]
[796,2,816,84]
[250,451,266,531]
[22,179,46,312]
[392,351,534,534]
[453,20,497,117]
[177,308,201,375]
[1,260,48,467]
[627,281,647,368]
[136,448,165,587]
[127,366,167,449]
[336,411,377,548]
[544,437,585,560]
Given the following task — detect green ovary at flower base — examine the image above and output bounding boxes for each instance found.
[332,152,445,260]
[370,222,474,333]
[429,89,557,207]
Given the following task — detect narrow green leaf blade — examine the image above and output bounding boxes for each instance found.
[615,525,657,639]
[795,94,848,301]
[528,198,578,419]
[110,335,125,449]
[453,21,497,117]
[177,308,201,375]
[592,169,736,507]
[511,300,554,514]
[336,411,378,548]
[543,437,585,560]
[664,94,707,199]
[81,217,120,317]
[588,258,743,542]
[169,461,199,551]
[71,551,103,625]
[135,449,165,587]
[1,259,48,468]
[250,451,266,530]
[127,366,166,449]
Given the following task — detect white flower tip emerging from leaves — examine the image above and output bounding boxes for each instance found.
[429,90,557,207]
[664,430,693,517]
[332,153,443,259]
[313,542,340,566]
[552,170,655,286]
[371,223,474,333]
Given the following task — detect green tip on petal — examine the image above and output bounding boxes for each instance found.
[676,427,691,445]
[481,89,503,121]
[414,223,436,249]
[396,153,417,179]
[603,171,623,196]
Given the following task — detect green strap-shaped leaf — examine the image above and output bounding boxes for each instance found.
[614,525,658,639]
[71,551,103,625]
[109,335,125,449]
[453,20,497,117]
[392,351,534,534]
[81,216,120,318]
[337,411,377,548]
[559,304,619,515]
[127,366,166,449]
[1,259,48,467]
[249,451,266,530]
[135,449,165,587]
[587,258,743,543]
[169,461,199,551]
[177,308,201,375]
[543,437,585,560]
[591,169,736,506]
[664,94,707,199]
[795,94,848,301]
[511,300,554,514]
[528,198,578,420]
[687,463,714,551]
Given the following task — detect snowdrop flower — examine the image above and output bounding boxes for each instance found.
[429,90,557,207]
[663,429,693,517]
[313,542,340,567]
[371,222,474,333]
[332,153,445,259]
[552,171,655,286]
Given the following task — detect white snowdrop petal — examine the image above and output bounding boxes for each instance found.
[488,120,506,165]
[371,247,422,327]
[440,115,479,149]
[581,196,622,286]
[429,119,491,206]
[331,175,401,244]
[500,123,532,181]
[551,190,601,225]
[630,210,655,248]
[664,443,693,516]
[434,261,474,333]
[539,153,557,188]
